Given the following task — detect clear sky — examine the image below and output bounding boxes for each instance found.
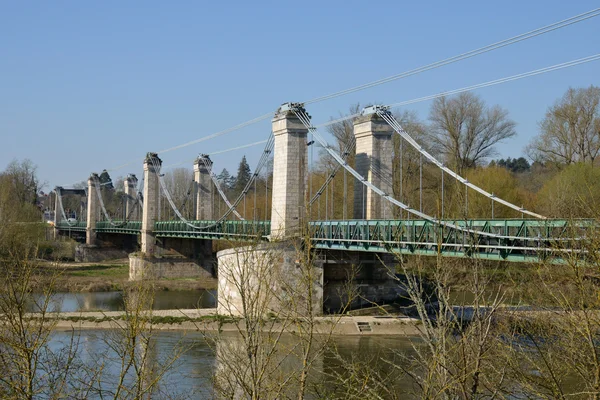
[1,1,599,192]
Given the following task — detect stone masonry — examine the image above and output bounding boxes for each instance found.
[124,173,138,219]
[194,154,214,220]
[353,112,394,220]
[270,104,309,239]
[141,152,162,255]
[86,173,99,245]
[217,242,323,317]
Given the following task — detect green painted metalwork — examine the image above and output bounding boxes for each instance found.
[55,220,87,232]
[96,220,142,234]
[154,220,271,241]
[54,217,597,262]
[308,219,597,263]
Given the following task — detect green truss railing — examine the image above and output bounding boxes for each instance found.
[95,220,142,234]
[55,220,87,231]
[308,219,597,262]
[54,217,598,262]
[154,220,271,240]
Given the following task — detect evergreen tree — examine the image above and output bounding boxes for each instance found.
[234,156,252,195]
[217,168,233,191]
[492,157,530,173]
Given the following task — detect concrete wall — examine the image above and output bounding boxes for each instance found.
[217,241,323,317]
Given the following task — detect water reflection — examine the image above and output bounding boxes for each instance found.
[48,330,419,399]
[28,290,217,312]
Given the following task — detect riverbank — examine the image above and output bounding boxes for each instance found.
[36,259,217,292]
[47,308,422,336]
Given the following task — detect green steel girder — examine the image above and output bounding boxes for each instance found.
[308,219,596,263]
[53,217,596,262]
[95,220,142,234]
[154,220,270,241]
[55,220,87,232]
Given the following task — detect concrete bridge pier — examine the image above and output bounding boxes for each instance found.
[129,152,216,283]
[217,103,324,317]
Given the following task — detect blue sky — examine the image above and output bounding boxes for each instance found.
[1,1,599,191]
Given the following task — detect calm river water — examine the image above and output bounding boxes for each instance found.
[29,289,217,312]
[48,330,418,399]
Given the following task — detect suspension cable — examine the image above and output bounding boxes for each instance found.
[376,109,546,219]
[291,106,545,241]
[201,156,245,221]
[93,177,140,226]
[56,188,76,226]
[308,137,357,206]
[313,53,600,132]
[63,10,599,186]
[304,8,600,104]
[154,135,275,230]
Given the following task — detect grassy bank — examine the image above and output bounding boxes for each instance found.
[35,260,217,292]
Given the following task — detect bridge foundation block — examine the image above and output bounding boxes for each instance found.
[75,244,130,263]
[129,238,216,284]
[217,241,323,317]
[129,254,215,283]
[75,233,137,262]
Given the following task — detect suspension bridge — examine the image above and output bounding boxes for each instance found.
[53,104,594,265]
[47,8,600,314]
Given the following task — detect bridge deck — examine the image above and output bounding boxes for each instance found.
[55,218,595,263]
[309,219,594,263]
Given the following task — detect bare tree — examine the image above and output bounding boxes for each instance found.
[85,281,187,399]
[429,92,516,173]
[325,103,362,164]
[3,159,41,206]
[392,110,433,215]
[527,85,600,165]
[161,167,195,220]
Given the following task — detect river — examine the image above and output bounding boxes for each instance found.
[28,289,217,312]
[47,329,418,399]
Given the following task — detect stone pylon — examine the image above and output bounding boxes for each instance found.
[353,110,394,220]
[270,103,309,239]
[124,174,138,220]
[86,173,99,245]
[141,153,162,255]
[53,186,62,239]
[194,154,214,221]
